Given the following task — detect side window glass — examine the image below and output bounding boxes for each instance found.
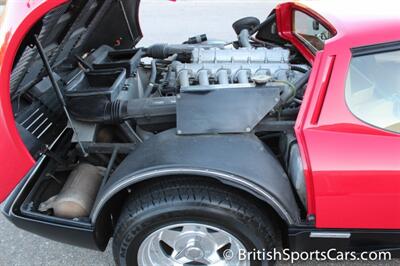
[346,50,400,133]
[293,10,333,52]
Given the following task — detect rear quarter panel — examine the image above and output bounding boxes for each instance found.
[296,20,400,229]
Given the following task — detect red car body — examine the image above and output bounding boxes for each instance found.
[1,0,400,256]
[0,0,65,203]
[2,0,400,229]
[281,2,400,230]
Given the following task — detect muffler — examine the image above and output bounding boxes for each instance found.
[39,163,105,219]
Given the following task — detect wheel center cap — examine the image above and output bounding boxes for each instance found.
[185,246,204,260]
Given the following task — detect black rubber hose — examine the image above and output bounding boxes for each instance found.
[122,96,176,120]
[277,69,311,105]
[278,81,297,104]
[143,55,179,97]
[294,70,311,90]
[290,65,308,73]
[280,107,300,116]
[68,96,176,124]
[145,44,193,59]
[68,97,122,123]
[143,59,158,98]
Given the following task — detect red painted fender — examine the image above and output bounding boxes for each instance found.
[0,0,69,202]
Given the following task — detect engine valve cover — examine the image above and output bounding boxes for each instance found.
[172,46,291,87]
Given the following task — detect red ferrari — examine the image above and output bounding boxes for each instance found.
[1,0,400,265]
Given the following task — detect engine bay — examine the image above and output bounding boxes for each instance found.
[10,8,310,222]
[65,34,309,135]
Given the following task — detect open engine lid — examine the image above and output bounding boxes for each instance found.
[9,0,142,95]
[1,0,143,202]
[75,0,143,50]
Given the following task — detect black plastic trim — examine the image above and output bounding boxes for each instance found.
[351,41,400,57]
[1,130,104,250]
[2,210,101,250]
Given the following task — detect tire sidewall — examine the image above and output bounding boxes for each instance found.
[115,203,274,266]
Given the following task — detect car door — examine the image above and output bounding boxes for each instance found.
[297,40,400,230]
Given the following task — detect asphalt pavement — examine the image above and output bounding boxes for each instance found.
[0,1,398,265]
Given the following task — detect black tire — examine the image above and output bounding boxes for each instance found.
[112,177,278,266]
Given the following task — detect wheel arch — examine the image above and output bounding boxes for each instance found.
[90,130,302,247]
[92,171,293,247]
